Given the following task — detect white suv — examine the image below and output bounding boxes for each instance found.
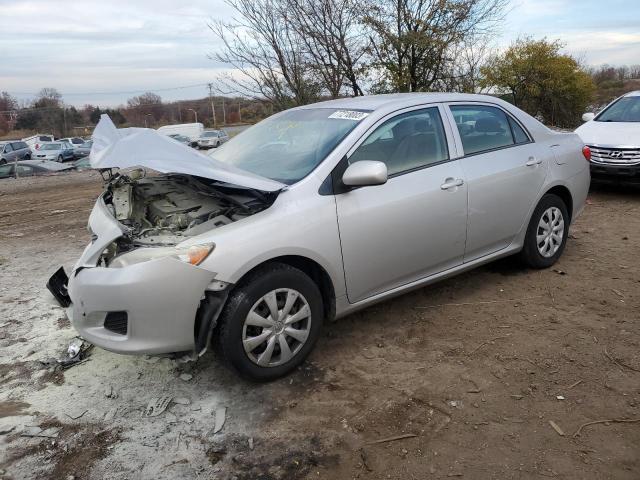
[197,130,229,149]
[575,90,640,183]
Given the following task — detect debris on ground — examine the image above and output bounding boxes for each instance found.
[58,337,93,369]
[145,396,173,417]
[173,397,191,406]
[212,407,226,434]
[179,373,193,382]
[367,433,418,445]
[549,420,565,436]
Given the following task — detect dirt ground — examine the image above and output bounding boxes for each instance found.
[0,170,639,480]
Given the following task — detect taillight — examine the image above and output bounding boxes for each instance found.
[582,146,591,161]
[35,143,40,150]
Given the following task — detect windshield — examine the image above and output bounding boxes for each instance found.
[596,96,640,122]
[210,108,368,184]
[42,144,61,150]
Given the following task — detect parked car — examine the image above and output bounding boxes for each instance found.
[73,140,93,159]
[48,94,589,381]
[23,134,55,152]
[33,141,75,162]
[197,130,229,149]
[576,90,640,183]
[0,159,74,179]
[157,123,204,147]
[0,141,32,164]
[168,134,192,146]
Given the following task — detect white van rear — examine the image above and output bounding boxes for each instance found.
[157,123,204,145]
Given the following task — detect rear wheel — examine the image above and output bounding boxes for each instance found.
[57,155,63,162]
[214,263,323,381]
[520,193,569,268]
[0,158,6,165]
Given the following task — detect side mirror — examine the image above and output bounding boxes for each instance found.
[342,160,388,187]
[582,112,595,122]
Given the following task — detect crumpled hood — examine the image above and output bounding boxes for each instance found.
[90,115,285,192]
[575,120,640,147]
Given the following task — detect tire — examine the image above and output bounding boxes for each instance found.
[57,155,63,162]
[0,158,6,165]
[520,193,569,269]
[214,263,324,381]
[24,153,31,160]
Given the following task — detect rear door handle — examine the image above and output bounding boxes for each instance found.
[440,178,464,190]
[526,157,542,166]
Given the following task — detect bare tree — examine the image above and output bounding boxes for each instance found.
[209,0,321,109]
[286,0,367,97]
[365,0,507,92]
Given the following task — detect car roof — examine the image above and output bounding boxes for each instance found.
[297,93,510,112]
[623,90,640,97]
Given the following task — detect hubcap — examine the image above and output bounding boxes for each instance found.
[536,207,564,258]
[242,288,311,367]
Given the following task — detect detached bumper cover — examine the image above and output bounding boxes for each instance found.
[66,257,215,355]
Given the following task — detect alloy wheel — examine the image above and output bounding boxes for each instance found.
[242,288,311,367]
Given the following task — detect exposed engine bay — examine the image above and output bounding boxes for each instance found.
[102,170,278,248]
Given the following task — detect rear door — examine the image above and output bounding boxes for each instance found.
[445,103,548,261]
[335,105,468,303]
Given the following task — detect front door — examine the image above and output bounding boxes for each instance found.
[335,106,468,303]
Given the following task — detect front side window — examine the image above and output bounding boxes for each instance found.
[596,96,640,122]
[211,108,367,184]
[450,105,515,155]
[349,107,449,176]
[3,144,12,153]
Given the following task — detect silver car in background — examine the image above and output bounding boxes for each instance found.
[197,129,229,149]
[48,93,590,381]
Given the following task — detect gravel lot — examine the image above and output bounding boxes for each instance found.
[0,171,639,480]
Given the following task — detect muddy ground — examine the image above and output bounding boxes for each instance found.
[0,171,639,480]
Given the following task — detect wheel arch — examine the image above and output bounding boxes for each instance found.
[234,255,337,322]
[544,184,574,224]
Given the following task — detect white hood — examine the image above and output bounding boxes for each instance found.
[90,115,285,192]
[575,120,640,147]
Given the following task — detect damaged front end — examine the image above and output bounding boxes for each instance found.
[48,169,279,358]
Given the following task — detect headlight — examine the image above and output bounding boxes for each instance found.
[108,243,215,268]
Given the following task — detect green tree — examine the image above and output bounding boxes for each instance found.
[481,38,595,127]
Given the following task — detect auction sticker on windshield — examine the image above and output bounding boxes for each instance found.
[328,110,370,121]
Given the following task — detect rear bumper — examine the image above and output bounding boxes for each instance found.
[51,256,215,355]
[590,162,640,183]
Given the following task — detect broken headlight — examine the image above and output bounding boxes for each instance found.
[108,243,215,268]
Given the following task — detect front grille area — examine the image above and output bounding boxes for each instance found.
[104,311,128,335]
[589,146,640,165]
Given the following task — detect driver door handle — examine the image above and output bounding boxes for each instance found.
[526,157,542,166]
[440,178,464,190]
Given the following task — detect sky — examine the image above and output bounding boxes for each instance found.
[1,0,639,108]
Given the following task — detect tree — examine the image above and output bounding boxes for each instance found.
[210,0,322,109]
[481,38,595,127]
[286,0,367,97]
[34,88,62,108]
[125,92,164,125]
[365,0,507,93]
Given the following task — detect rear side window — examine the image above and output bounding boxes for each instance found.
[349,107,449,176]
[39,136,53,142]
[450,105,515,155]
[72,138,84,144]
[11,142,27,150]
[509,118,530,144]
[0,164,13,175]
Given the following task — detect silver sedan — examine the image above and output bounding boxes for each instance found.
[49,94,590,381]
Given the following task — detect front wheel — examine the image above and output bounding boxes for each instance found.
[520,193,569,268]
[214,263,323,381]
[57,155,63,162]
[0,158,6,165]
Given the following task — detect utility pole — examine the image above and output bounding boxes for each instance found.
[188,109,198,123]
[238,101,242,123]
[222,97,226,124]
[207,83,216,127]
